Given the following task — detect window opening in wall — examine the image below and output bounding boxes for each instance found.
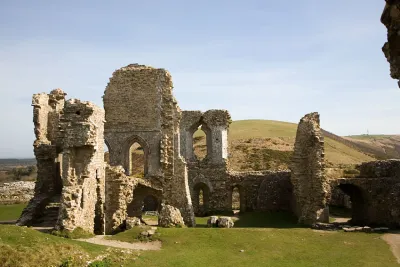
[104,140,110,164]
[232,187,241,212]
[193,126,207,161]
[129,142,144,177]
[193,183,209,216]
[199,189,204,206]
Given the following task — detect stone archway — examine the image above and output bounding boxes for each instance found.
[336,183,368,225]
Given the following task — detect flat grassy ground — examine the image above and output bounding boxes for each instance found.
[0,207,397,267]
[0,204,26,221]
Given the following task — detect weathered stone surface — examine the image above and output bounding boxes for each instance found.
[126,217,141,229]
[158,204,185,228]
[56,99,106,234]
[381,1,400,83]
[104,64,195,227]
[291,112,329,225]
[358,159,400,178]
[18,89,66,226]
[218,216,234,228]
[0,181,35,204]
[207,216,219,227]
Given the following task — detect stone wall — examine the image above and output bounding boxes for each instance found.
[290,112,329,225]
[358,159,400,178]
[56,99,105,233]
[256,171,293,212]
[381,1,400,84]
[104,165,163,233]
[103,64,195,227]
[18,89,65,226]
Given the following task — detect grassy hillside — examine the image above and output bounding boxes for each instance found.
[194,120,376,171]
[346,134,400,159]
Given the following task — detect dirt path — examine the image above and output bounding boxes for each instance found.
[383,233,400,264]
[76,235,161,251]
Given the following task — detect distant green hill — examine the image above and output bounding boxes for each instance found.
[194,120,378,171]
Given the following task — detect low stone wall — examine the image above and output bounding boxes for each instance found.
[0,181,35,204]
[256,171,293,212]
[358,159,400,178]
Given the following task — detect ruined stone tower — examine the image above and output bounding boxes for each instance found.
[103,64,195,227]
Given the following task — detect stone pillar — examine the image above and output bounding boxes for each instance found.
[17,89,65,226]
[202,110,231,165]
[290,112,329,225]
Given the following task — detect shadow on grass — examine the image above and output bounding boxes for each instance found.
[196,211,304,229]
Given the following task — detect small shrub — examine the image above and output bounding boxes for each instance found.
[88,258,112,267]
[59,257,74,267]
[52,227,94,239]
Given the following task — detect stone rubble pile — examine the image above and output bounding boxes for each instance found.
[158,204,185,228]
[0,181,35,204]
[207,216,234,228]
[312,222,390,233]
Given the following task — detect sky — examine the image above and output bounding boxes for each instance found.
[0,0,397,158]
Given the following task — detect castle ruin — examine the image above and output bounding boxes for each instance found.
[17,63,400,233]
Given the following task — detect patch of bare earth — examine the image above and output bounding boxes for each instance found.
[76,235,161,250]
[383,233,400,264]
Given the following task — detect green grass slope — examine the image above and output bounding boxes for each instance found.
[194,120,376,170]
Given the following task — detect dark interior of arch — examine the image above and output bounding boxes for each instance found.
[337,184,368,225]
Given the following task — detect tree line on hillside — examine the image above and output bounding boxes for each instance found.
[6,165,37,181]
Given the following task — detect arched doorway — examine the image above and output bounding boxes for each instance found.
[193,183,210,216]
[329,183,368,225]
[127,185,161,226]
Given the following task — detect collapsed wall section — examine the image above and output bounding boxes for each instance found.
[56,99,105,233]
[290,112,329,225]
[18,89,65,226]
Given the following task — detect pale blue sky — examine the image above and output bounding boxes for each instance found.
[0,0,397,158]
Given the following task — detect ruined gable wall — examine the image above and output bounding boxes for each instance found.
[18,89,65,226]
[181,110,231,214]
[56,99,105,233]
[291,112,329,225]
[104,64,163,176]
[103,64,195,227]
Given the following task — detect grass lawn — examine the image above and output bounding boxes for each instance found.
[0,209,397,266]
[114,212,396,267]
[0,225,139,267]
[0,203,26,221]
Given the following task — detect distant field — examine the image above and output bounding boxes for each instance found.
[0,158,36,171]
